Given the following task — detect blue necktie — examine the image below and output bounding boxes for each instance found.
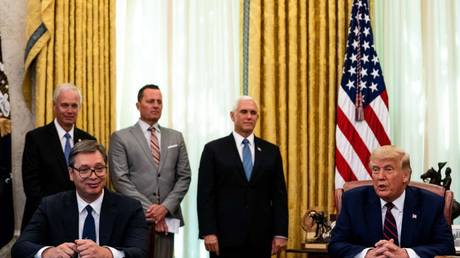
[64,133,71,165]
[242,139,253,180]
[82,205,96,242]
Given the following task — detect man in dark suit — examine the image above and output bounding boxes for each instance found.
[21,83,96,230]
[197,96,288,258]
[12,140,148,258]
[328,145,455,258]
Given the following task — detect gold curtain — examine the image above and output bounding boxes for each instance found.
[242,0,353,254]
[24,0,115,148]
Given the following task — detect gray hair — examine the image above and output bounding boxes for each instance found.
[69,140,107,167]
[232,95,258,112]
[53,83,82,105]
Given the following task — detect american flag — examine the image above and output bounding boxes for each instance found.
[335,0,391,188]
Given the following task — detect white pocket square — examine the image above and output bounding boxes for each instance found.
[167,144,178,149]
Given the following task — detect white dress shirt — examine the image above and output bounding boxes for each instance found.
[139,119,161,152]
[35,190,125,258]
[232,131,255,162]
[356,190,420,258]
[54,118,75,152]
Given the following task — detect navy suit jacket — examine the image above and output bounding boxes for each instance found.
[11,190,149,258]
[197,134,288,250]
[22,122,95,229]
[328,185,455,258]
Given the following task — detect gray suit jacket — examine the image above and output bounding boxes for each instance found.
[109,122,191,225]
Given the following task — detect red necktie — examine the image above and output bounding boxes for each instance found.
[383,202,399,246]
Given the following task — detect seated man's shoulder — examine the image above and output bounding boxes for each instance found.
[408,186,444,205]
[344,185,374,198]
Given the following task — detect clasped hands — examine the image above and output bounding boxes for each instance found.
[42,239,112,258]
[365,239,409,258]
[146,204,169,234]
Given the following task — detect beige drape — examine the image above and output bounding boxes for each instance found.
[24,0,115,148]
[242,0,353,253]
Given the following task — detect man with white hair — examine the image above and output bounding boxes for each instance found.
[21,83,95,230]
[197,96,288,258]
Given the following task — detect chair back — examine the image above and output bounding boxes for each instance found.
[334,180,453,225]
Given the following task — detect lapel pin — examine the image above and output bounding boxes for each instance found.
[412,214,417,219]
[257,147,262,152]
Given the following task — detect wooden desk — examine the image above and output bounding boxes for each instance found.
[278,246,328,258]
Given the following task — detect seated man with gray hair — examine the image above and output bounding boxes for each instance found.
[12,140,148,258]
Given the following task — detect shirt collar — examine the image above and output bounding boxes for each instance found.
[76,189,104,216]
[380,190,406,211]
[232,131,255,145]
[138,119,160,132]
[54,118,75,138]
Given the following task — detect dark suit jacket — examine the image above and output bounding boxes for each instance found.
[11,190,149,258]
[328,185,455,258]
[21,122,95,229]
[197,134,288,251]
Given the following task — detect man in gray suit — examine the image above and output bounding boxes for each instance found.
[109,84,191,258]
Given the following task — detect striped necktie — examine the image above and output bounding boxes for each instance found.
[149,127,160,165]
[383,202,399,246]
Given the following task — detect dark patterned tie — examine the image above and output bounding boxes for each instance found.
[82,205,96,242]
[383,202,399,246]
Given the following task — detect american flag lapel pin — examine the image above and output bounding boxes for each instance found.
[412,214,417,219]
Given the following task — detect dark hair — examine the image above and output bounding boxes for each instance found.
[69,140,107,167]
[137,84,160,102]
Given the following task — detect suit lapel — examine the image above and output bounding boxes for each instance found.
[99,190,116,245]
[62,192,79,241]
[225,134,248,182]
[73,128,86,144]
[249,137,263,182]
[366,189,384,243]
[131,123,158,169]
[401,187,419,247]
[158,126,169,171]
[46,123,68,172]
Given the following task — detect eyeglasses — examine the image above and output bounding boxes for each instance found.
[71,165,107,179]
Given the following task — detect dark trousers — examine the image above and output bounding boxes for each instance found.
[210,241,272,258]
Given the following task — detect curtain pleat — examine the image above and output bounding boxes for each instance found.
[243,0,353,254]
[24,0,116,149]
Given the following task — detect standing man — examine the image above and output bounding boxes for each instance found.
[197,96,288,258]
[12,140,149,258]
[109,84,191,258]
[328,145,455,258]
[21,83,96,230]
